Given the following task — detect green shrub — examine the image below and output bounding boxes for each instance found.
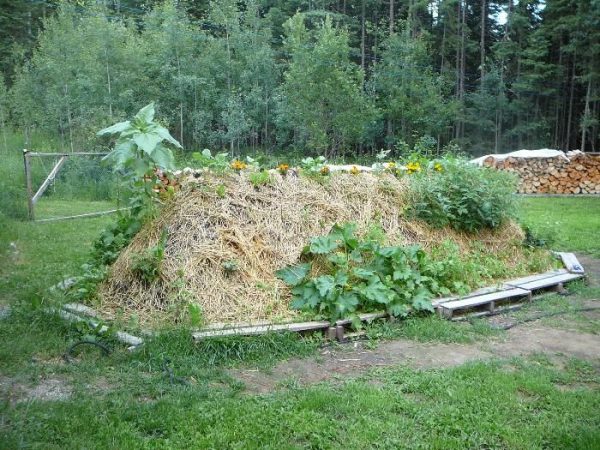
[408,159,517,232]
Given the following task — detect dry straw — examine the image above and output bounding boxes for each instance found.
[97,171,529,326]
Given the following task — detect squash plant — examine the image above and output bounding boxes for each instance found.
[276,223,437,324]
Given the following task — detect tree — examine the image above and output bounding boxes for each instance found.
[372,31,455,149]
[277,13,376,154]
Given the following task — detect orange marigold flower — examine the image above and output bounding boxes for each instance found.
[320,165,330,175]
[277,163,289,175]
[349,165,360,175]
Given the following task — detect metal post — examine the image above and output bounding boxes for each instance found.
[23,149,34,220]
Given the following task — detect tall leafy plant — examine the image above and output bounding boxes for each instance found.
[68,103,181,301]
[98,102,181,175]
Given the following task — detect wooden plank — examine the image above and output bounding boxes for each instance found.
[502,269,568,288]
[28,152,109,157]
[335,312,387,326]
[31,156,68,204]
[556,252,585,274]
[439,287,531,312]
[192,321,330,340]
[432,285,512,307]
[23,150,34,220]
[451,303,524,321]
[62,303,100,318]
[51,309,143,347]
[513,273,583,291]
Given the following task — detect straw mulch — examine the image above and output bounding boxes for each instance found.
[97,171,529,326]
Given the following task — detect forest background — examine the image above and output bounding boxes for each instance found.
[0,0,598,158]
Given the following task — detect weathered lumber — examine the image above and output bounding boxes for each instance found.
[510,272,583,291]
[192,321,330,340]
[31,156,68,204]
[438,288,532,319]
[555,252,585,274]
[501,269,569,288]
[52,308,143,347]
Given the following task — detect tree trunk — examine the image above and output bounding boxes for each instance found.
[480,0,486,90]
[566,52,576,150]
[581,76,592,152]
[361,0,366,71]
[104,46,113,120]
[389,0,394,34]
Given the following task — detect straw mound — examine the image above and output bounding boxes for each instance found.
[97,172,526,325]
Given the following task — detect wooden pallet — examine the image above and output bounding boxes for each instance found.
[437,288,532,319]
[435,266,584,319]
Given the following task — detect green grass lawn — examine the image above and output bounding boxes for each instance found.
[33,199,120,220]
[517,196,600,257]
[1,196,599,448]
[0,200,115,306]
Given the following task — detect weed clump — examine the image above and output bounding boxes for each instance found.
[408,159,517,232]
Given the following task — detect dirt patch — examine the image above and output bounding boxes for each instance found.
[231,323,600,394]
[577,253,600,286]
[1,376,72,404]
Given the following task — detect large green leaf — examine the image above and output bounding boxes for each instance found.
[156,125,182,148]
[133,131,163,155]
[388,303,410,318]
[411,287,434,312]
[276,263,311,286]
[134,102,155,123]
[314,275,335,297]
[309,235,339,254]
[103,140,134,169]
[97,120,132,136]
[336,291,359,315]
[291,282,320,309]
[151,145,175,170]
[362,277,391,304]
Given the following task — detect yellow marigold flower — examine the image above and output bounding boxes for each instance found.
[231,160,247,171]
[320,165,330,175]
[434,162,443,172]
[406,161,421,174]
[277,163,289,175]
[349,165,360,175]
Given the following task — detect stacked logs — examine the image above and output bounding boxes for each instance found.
[482,152,600,194]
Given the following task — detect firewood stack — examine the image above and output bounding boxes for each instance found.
[482,153,600,194]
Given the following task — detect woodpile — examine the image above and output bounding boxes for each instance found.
[482,152,600,194]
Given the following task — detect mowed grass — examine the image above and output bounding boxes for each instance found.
[0,200,115,305]
[1,353,599,449]
[1,196,599,448]
[517,196,600,257]
[33,199,119,220]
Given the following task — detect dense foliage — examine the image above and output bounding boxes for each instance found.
[68,104,180,300]
[409,158,517,232]
[277,223,448,323]
[0,0,598,156]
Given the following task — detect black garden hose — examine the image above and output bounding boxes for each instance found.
[162,358,190,385]
[64,339,111,361]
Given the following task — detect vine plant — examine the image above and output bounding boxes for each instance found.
[276,223,441,324]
